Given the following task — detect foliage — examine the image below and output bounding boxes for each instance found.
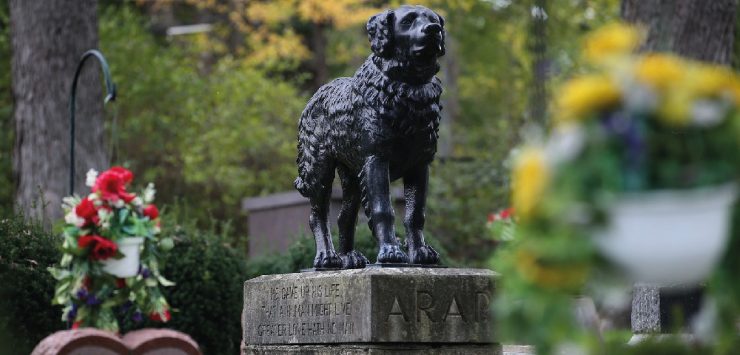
[426,159,507,265]
[98,5,305,237]
[118,205,248,355]
[0,213,63,355]
[492,23,740,354]
[173,0,379,75]
[49,167,172,331]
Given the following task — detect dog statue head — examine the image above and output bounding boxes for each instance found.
[367,5,446,62]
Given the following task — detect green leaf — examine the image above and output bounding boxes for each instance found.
[157,275,175,287]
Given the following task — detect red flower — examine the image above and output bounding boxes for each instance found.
[91,238,118,260]
[75,197,99,226]
[487,213,498,223]
[500,208,514,219]
[149,309,171,322]
[78,235,118,261]
[143,205,159,220]
[93,171,125,201]
[109,166,134,185]
[115,278,126,289]
[93,170,136,203]
[83,276,92,289]
[71,321,82,329]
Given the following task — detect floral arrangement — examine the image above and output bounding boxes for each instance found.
[492,22,740,353]
[486,207,516,242]
[49,166,174,332]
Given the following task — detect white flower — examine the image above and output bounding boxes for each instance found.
[61,196,79,212]
[691,99,728,127]
[143,183,156,203]
[546,124,585,165]
[623,84,657,114]
[86,169,98,187]
[132,197,143,207]
[64,211,85,228]
[114,199,125,208]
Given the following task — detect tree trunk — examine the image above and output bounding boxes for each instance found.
[309,23,329,91]
[621,0,738,65]
[10,0,107,223]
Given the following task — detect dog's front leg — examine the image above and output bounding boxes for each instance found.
[361,156,408,263]
[404,165,440,265]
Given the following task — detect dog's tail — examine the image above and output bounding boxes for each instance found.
[295,91,324,198]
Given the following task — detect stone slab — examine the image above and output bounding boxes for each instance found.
[243,343,501,354]
[242,268,497,345]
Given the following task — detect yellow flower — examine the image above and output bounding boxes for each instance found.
[555,75,621,124]
[690,64,735,98]
[635,53,685,91]
[512,147,549,220]
[583,22,642,62]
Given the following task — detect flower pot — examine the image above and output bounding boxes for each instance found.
[102,237,144,278]
[594,183,737,285]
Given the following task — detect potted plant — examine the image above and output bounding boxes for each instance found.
[517,23,738,285]
[49,166,174,331]
[492,23,739,352]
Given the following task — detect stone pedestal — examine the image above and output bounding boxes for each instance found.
[241,267,500,354]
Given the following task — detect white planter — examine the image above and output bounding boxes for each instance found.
[594,183,737,285]
[102,237,144,278]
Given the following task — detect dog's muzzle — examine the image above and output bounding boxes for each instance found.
[411,24,443,58]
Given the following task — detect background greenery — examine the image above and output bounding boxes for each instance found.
[0,0,626,263]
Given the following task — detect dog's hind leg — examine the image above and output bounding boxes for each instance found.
[309,163,342,269]
[360,156,409,264]
[404,165,440,265]
[337,165,369,269]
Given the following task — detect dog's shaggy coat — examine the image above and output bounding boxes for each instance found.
[295,5,445,269]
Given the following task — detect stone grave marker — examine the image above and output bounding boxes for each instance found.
[242,267,501,354]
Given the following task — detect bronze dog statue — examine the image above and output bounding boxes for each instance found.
[295,5,445,269]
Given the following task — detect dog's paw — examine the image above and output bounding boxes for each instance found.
[409,245,440,265]
[313,250,342,269]
[376,244,409,263]
[340,250,369,269]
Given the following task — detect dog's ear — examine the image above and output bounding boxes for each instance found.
[437,12,446,57]
[367,10,394,58]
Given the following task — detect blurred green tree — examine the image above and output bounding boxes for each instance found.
[98,5,305,242]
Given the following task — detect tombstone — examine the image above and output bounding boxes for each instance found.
[31,328,201,355]
[241,267,501,354]
[630,284,705,343]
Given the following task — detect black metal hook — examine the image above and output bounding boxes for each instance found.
[69,49,117,195]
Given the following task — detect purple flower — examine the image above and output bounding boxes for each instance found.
[132,310,143,323]
[67,304,78,321]
[86,294,101,306]
[121,301,133,313]
[140,267,151,279]
[600,112,645,163]
[75,288,88,300]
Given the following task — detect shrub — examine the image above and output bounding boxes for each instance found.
[0,213,63,355]
[120,205,248,355]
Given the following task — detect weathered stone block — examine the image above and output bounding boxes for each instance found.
[242,268,497,345]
